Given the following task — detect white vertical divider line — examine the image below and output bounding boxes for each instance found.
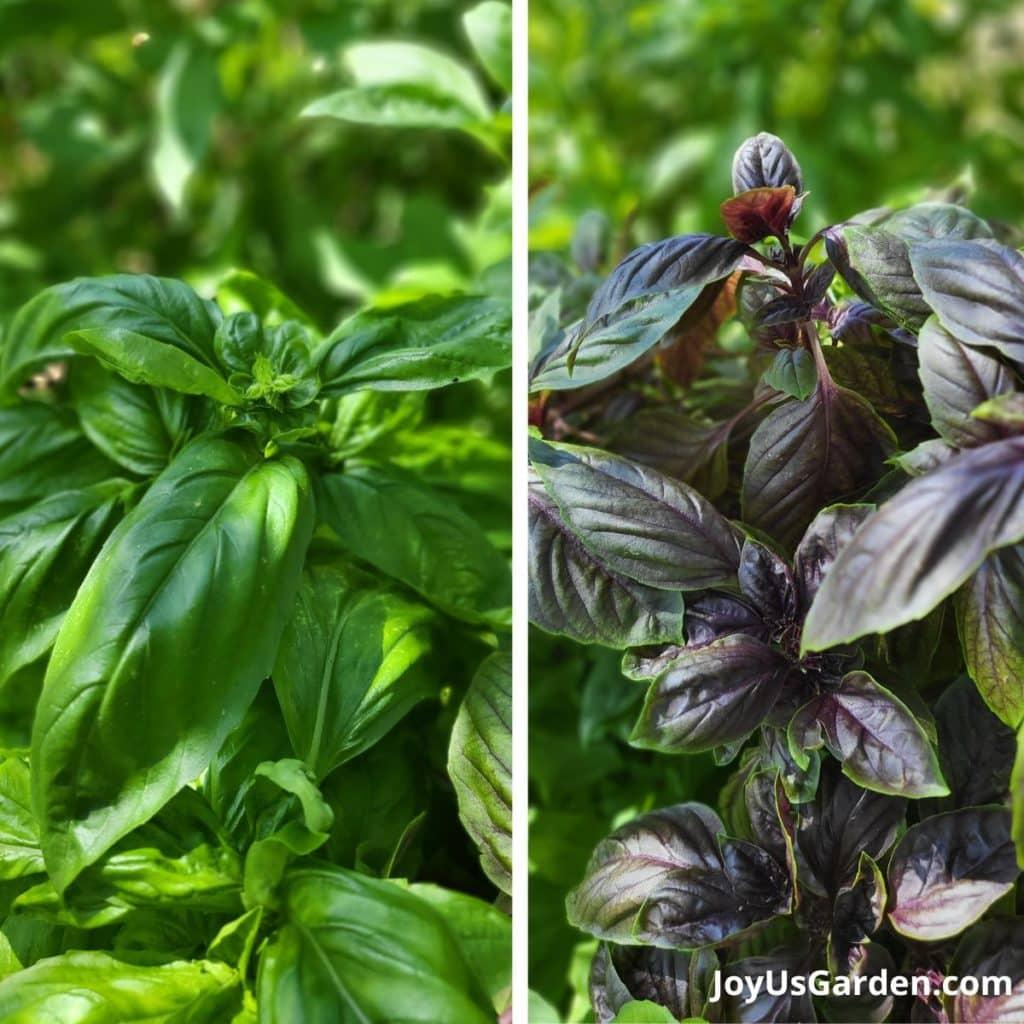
[510,0,530,1015]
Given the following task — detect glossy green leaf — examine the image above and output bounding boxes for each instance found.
[0,403,118,519]
[448,651,512,895]
[152,42,220,213]
[302,41,493,144]
[803,436,1024,650]
[741,381,895,550]
[0,752,43,881]
[0,480,125,693]
[69,360,197,476]
[763,347,816,400]
[273,561,435,780]
[528,476,684,648]
[0,275,222,398]
[463,2,512,92]
[888,807,1017,941]
[612,1002,678,1023]
[317,462,510,625]
[532,441,741,590]
[69,327,241,406]
[318,295,510,397]
[408,883,512,1004]
[0,951,240,1022]
[31,436,313,894]
[957,545,1024,727]
[257,866,494,1024]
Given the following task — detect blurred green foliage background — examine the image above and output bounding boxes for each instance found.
[528,0,1024,1018]
[530,0,1024,253]
[0,0,510,327]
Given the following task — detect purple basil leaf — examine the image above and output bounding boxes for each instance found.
[789,671,947,798]
[887,806,1018,942]
[528,476,684,648]
[754,294,811,329]
[731,133,804,194]
[566,803,791,949]
[589,943,690,1024]
[738,537,798,627]
[621,643,686,681]
[794,761,905,897]
[947,919,1024,1022]
[818,943,896,1024]
[827,225,931,331]
[742,769,794,872]
[931,677,1014,811]
[741,383,895,551]
[802,436,1024,651]
[607,408,733,494]
[804,261,836,304]
[713,950,816,1024]
[910,239,1024,363]
[584,234,749,328]
[828,852,886,977]
[685,592,768,649]
[531,289,711,392]
[792,503,873,608]
[721,187,799,244]
[631,634,790,754]
[956,543,1024,727]
[884,202,994,243]
[918,316,1017,448]
[533,441,741,590]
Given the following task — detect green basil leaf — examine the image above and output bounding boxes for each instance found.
[566,804,791,949]
[448,651,512,895]
[273,561,435,780]
[763,347,817,400]
[528,475,683,648]
[69,327,241,406]
[289,580,429,769]
[612,1001,678,1023]
[789,671,948,798]
[0,480,125,694]
[317,462,510,625]
[0,403,118,519]
[742,381,895,550]
[887,807,1018,941]
[533,440,741,590]
[0,752,43,882]
[463,2,511,92]
[69,360,199,476]
[911,239,1024,363]
[631,635,789,754]
[918,316,1016,449]
[802,436,1024,651]
[408,883,512,1005]
[317,295,510,397]
[302,42,493,145]
[152,41,219,213]
[957,545,1024,728]
[31,436,313,894]
[0,274,222,398]
[0,951,240,1021]
[257,866,494,1023]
